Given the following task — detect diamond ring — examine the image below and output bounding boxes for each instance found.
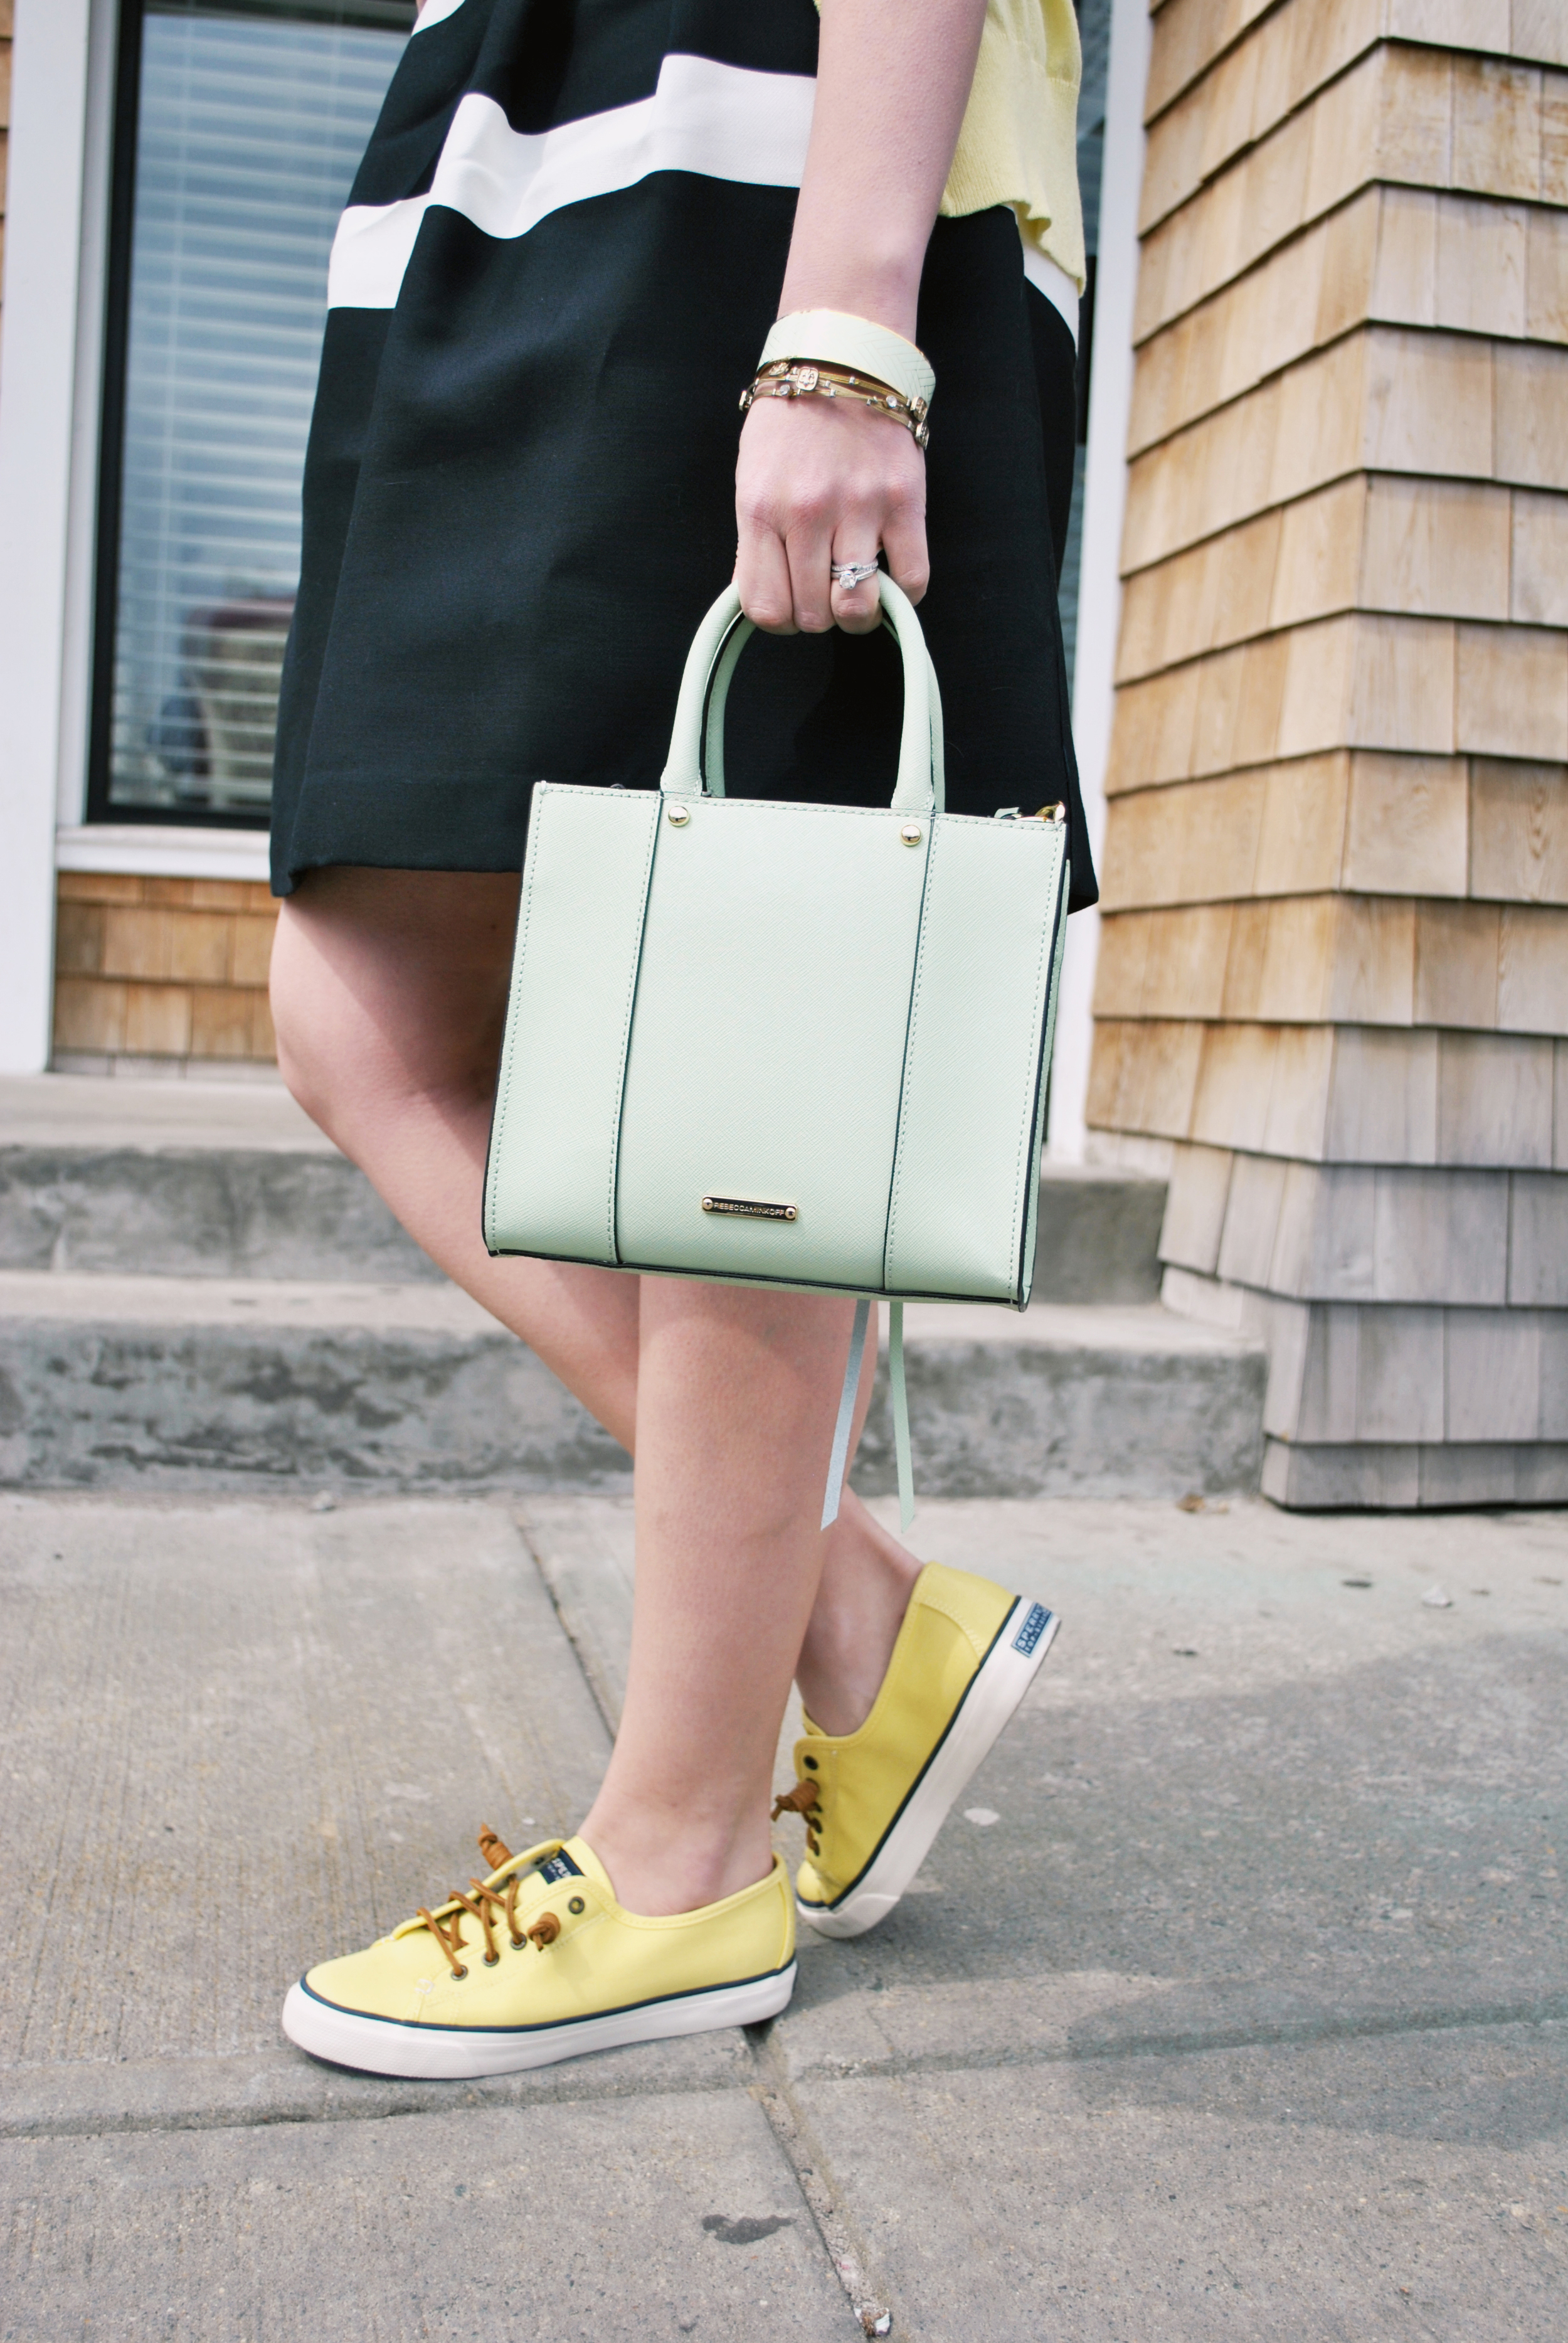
[830,560,880,591]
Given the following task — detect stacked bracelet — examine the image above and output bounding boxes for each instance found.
[743,308,936,449]
[760,310,935,409]
[739,359,930,448]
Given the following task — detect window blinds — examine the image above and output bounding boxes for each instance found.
[103,1,411,818]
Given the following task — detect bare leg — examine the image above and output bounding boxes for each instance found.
[800,1484,922,1736]
[579,1277,862,1913]
[270,868,642,1446]
[270,869,919,1906]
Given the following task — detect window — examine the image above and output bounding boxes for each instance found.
[90,0,414,826]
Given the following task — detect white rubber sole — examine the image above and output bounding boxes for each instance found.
[800,1598,1060,1940]
[281,1959,797,2080]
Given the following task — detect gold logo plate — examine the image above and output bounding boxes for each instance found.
[701,1195,798,1222]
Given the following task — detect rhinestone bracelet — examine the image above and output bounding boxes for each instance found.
[739,359,930,450]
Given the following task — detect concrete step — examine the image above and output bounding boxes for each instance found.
[0,1075,1167,1302]
[0,1073,438,1285]
[1034,1161,1167,1304]
[0,1272,1264,1498]
[0,1076,1230,1499]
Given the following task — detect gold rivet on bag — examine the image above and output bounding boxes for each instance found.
[899,822,923,846]
[667,805,691,826]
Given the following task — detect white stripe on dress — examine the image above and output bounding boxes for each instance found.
[328,46,1079,349]
[412,0,468,32]
[327,55,816,309]
[1021,240,1079,346]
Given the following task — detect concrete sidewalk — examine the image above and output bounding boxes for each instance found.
[2,1489,1565,2339]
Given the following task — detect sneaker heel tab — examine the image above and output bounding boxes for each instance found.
[917,1566,1017,1656]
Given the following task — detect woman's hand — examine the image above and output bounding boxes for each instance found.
[731,0,984,638]
[734,395,927,637]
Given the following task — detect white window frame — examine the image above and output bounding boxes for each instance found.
[0,0,270,1075]
[1046,0,1150,1161]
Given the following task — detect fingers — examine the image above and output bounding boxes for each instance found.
[734,398,928,635]
[828,553,882,637]
[879,484,930,609]
[781,507,837,635]
[734,516,797,636]
[736,498,846,636]
[830,450,927,634]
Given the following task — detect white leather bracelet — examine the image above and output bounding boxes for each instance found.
[758,311,935,412]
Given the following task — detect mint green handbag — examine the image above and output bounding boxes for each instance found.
[483,576,1069,1526]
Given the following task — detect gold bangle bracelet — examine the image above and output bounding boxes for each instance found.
[739,359,931,450]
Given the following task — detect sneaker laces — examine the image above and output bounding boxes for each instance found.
[771,1777,824,1858]
[410,1825,565,1979]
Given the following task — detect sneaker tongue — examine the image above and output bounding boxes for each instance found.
[554,1836,612,1894]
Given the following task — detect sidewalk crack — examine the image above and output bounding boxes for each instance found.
[746,2020,894,2338]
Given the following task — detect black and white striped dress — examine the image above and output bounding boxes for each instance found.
[269,0,1096,912]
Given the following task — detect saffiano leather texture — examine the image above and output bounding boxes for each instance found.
[483,576,1068,1310]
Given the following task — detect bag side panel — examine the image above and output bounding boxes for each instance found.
[1016,861,1071,1309]
[615,798,928,1290]
[884,818,1066,1302]
[484,784,659,1263]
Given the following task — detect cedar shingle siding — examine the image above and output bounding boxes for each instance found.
[1089,0,1568,1506]
[53,874,278,1067]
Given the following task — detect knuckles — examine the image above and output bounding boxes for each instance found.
[736,492,781,538]
[734,414,932,621]
[740,595,797,634]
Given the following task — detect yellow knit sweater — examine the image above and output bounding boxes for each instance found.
[945,0,1084,287]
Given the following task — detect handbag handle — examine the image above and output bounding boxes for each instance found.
[660,573,946,816]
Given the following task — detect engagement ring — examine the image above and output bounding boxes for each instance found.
[830,560,880,590]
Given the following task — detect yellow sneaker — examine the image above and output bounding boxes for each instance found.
[778,1563,1059,1940]
[282,1827,796,2078]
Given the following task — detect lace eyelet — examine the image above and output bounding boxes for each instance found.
[509,1935,525,1951]
[451,1965,468,1980]
[484,1953,500,1966]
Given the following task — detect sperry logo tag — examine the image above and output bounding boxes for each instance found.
[538,1851,583,1883]
[1012,1602,1051,1656]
